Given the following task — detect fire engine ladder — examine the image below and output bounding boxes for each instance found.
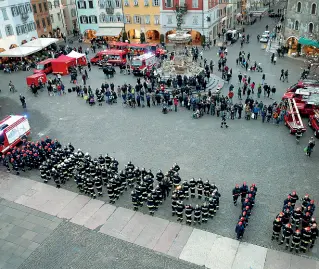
[287,98,304,128]
[314,109,319,118]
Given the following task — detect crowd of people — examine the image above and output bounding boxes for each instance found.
[233,182,258,240]
[272,192,317,253]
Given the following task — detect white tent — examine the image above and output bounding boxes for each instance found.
[21,38,59,49]
[0,46,42,57]
[67,50,86,59]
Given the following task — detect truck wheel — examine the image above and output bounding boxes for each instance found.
[289,129,293,134]
[315,130,318,137]
[308,120,312,127]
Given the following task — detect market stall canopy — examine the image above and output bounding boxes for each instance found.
[51,55,75,63]
[95,28,122,37]
[298,37,319,48]
[0,46,42,57]
[21,38,59,49]
[67,50,86,59]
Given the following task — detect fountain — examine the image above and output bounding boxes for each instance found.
[157,6,205,78]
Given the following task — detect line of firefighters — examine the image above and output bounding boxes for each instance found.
[272,192,317,253]
[233,182,258,240]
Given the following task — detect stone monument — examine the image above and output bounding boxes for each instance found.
[157,5,204,78]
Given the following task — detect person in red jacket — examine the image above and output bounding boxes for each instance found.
[173,97,178,112]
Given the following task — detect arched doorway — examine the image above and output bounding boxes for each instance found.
[84,29,96,40]
[146,30,160,41]
[165,30,176,42]
[286,36,298,55]
[128,29,140,40]
[21,40,27,45]
[187,30,201,44]
[9,44,18,49]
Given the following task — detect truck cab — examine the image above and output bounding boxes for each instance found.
[308,109,319,137]
[131,53,156,76]
[90,49,127,66]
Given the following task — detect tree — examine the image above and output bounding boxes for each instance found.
[140,32,146,43]
[122,31,128,42]
[160,34,165,44]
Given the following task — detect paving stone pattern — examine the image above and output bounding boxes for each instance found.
[0,198,62,269]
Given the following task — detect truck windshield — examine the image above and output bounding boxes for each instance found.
[132,60,142,66]
[36,64,44,70]
[0,133,4,145]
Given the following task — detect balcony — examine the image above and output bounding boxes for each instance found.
[20,13,29,22]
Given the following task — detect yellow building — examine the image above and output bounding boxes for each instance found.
[122,0,161,42]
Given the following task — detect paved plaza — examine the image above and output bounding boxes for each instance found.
[0,174,318,269]
[0,6,319,268]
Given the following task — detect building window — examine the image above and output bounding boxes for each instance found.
[144,0,149,5]
[167,15,172,24]
[133,15,141,23]
[309,22,314,33]
[0,30,2,39]
[58,13,61,21]
[54,0,60,7]
[297,2,301,12]
[152,0,159,6]
[1,8,8,20]
[192,0,198,8]
[47,16,51,25]
[165,0,172,7]
[27,23,32,31]
[26,3,32,13]
[5,24,14,36]
[23,25,28,33]
[294,20,299,30]
[154,15,159,24]
[80,15,88,23]
[39,3,43,12]
[192,15,198,25]
[36,20,40,28]
[44,2,48,11]
[125,15,131,23]
[50,14,54,23]
[124,0,129,6]
[134,0,139,6]
[11,6,18,16]
[42,18,46,27]
[116,13,122,22]
[99,13,106,22]
[115,0,121,7]
[311,3,316,14]
[16,26,22,36]
[88,0,93,8]
[48,2,52,9]
[144,15,150,24]
[179,0,185,6]
[19,5,26,14]
[78,1,86,9]
[89,15,97,23]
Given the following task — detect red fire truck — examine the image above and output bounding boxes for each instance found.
[149,43,167,56]
[308,109,319,137]
[284,99,306,134]
[131,53,157,76]
[0,115,31,153]
[90,49,127,66]
[108,41,129,53]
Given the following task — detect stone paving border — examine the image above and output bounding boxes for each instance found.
[0,172,318,269]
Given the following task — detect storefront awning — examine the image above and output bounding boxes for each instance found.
[298,37,319,48]
[96,28,122,37]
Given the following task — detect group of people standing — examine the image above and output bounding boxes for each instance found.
[272,192,317,253]
[233,182,258,240]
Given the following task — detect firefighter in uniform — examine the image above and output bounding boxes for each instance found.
[290,229,301,253]
[183,181,190,199]
[147,193,155,215]
[301,194,311,212]
[176,200,184,222]
[189,178,196,198]
[279,223,293,249]
[156,170,164,183]
[289,191,299,208]
[94,176,103,196]
[240,182,248,203]
[194,205,201,225]
[171,194,178,216]
[232,184,241,206]
[40,163,47,183]
[271,217,282,241]
[201,202,209,222]
[197,179,204,199]
[185,204,193,225]
[300,227,312,253]
[310,223,318,249]
[208,198,216,218]
[107,182,115,204]
[87,178,96,199]
[291,207,302,228]
[131,190,139,211]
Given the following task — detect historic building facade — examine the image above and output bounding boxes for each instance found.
[31,0,53,37]
[0,0,38,50]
